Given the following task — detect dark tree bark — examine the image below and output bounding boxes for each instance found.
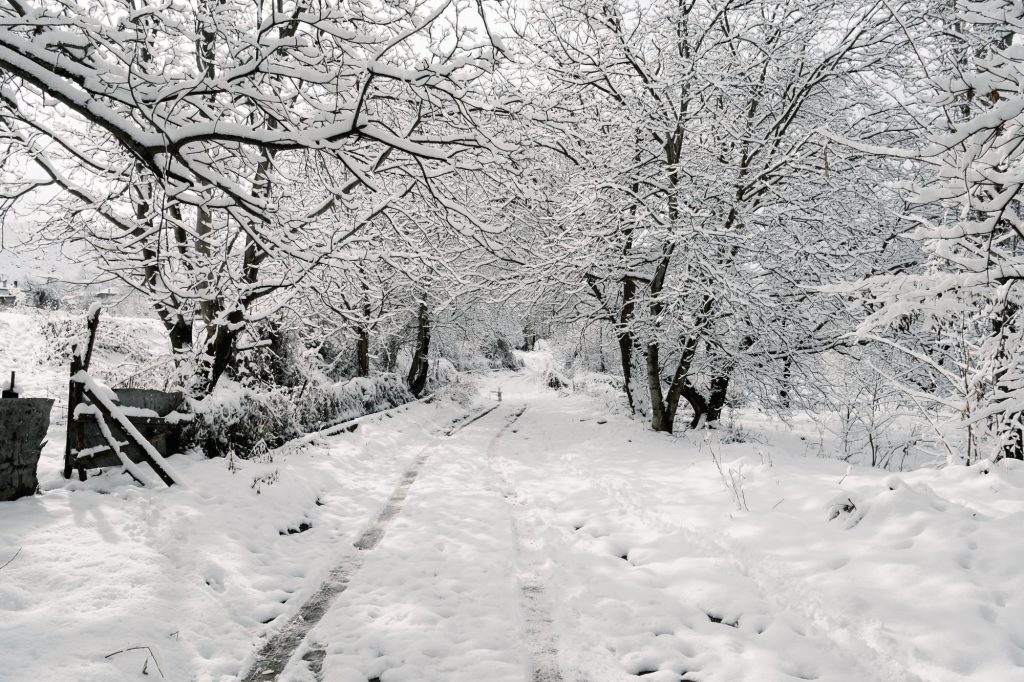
[706,375,730,423]
[645,342,670,431]
[617,332,635,412]
[356,327,371,378]
[165,314,193,364]
[196,307,245,395]
[665,334,703,430]
[356,279,372,377]
[993,300,1023,460]
[679,382,708,429]
[407,302,430,397]
[521,326,537,351]
[779,355,793,408]
[617,275,637,413]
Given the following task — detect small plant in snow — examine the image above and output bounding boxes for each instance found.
[249,439,273,464]
[708,441,750,512]
[720,413,760,445]
[251,470,279,495]
[826,495,863,528]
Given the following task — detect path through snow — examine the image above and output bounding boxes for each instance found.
[242,404,501,681]
[269,368,1024,682]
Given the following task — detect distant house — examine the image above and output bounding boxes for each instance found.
[92,289,119,303]
[0,281,17,307]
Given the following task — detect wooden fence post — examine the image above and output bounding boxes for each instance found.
[63,308,101,480]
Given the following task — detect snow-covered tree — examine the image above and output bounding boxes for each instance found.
[501,0,907,431]
[0,0,505,393]
[851,0,1024,460]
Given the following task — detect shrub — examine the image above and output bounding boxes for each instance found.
[482,336,523,370]
[184,373,415,458]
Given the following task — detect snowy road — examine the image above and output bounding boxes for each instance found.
[4,366,1024,681]
[250,370,1024,682]
[265,398,544,682]
[242,404,504,681]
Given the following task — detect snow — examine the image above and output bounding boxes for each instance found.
[3,350,1024,681]
[0,397,473,682]
[291,407,527,682]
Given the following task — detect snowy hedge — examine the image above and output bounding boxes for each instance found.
[183,373,414,458]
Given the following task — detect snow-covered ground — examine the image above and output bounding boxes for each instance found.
[0,397,475,681]
[2,349,1023,681]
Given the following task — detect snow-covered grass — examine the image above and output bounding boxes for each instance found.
[486,367,1024,682]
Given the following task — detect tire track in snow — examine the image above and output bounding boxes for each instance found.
[487,405,567,682]
[241,402,502,682]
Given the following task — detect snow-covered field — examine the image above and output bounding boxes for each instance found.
[2,349,1023,681]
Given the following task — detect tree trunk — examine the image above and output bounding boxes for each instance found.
[779,355,792,408]
[195,307,244,395]
[706,375,730,423]
[617,276,637,413]
[357,279,372,377]
[356,326,370,378]
[521,327,537,351]
[643,243,676,432]
[645,342,670,432]
[165,314,193,365]
[993,300,1023,460]
[618,334,635,413]
[675,382,705,429]
[407,302,430,397]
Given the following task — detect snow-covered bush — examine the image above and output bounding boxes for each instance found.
[482,336,523,370]
[183,384,300,458]
[298,375,413,432]
[802,353,951,470]
[426,358,459,391]
[184,373,415,458]
[23,285,62,310]
[230,323,306,389]
[430,363,478,406]
[545,368,569,391]
[571,372,630,415]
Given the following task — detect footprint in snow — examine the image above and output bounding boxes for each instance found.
[826,554,849,570]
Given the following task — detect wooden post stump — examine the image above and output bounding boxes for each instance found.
[0,398,54,501]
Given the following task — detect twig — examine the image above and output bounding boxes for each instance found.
[0,547,21,570]
[709,443,749,511]
[103,646,165,678]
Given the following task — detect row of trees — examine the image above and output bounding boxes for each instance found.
[493,0,1024,462]
[0,0,512,395]
[496,0,910,432]
[2,0,1023,460]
